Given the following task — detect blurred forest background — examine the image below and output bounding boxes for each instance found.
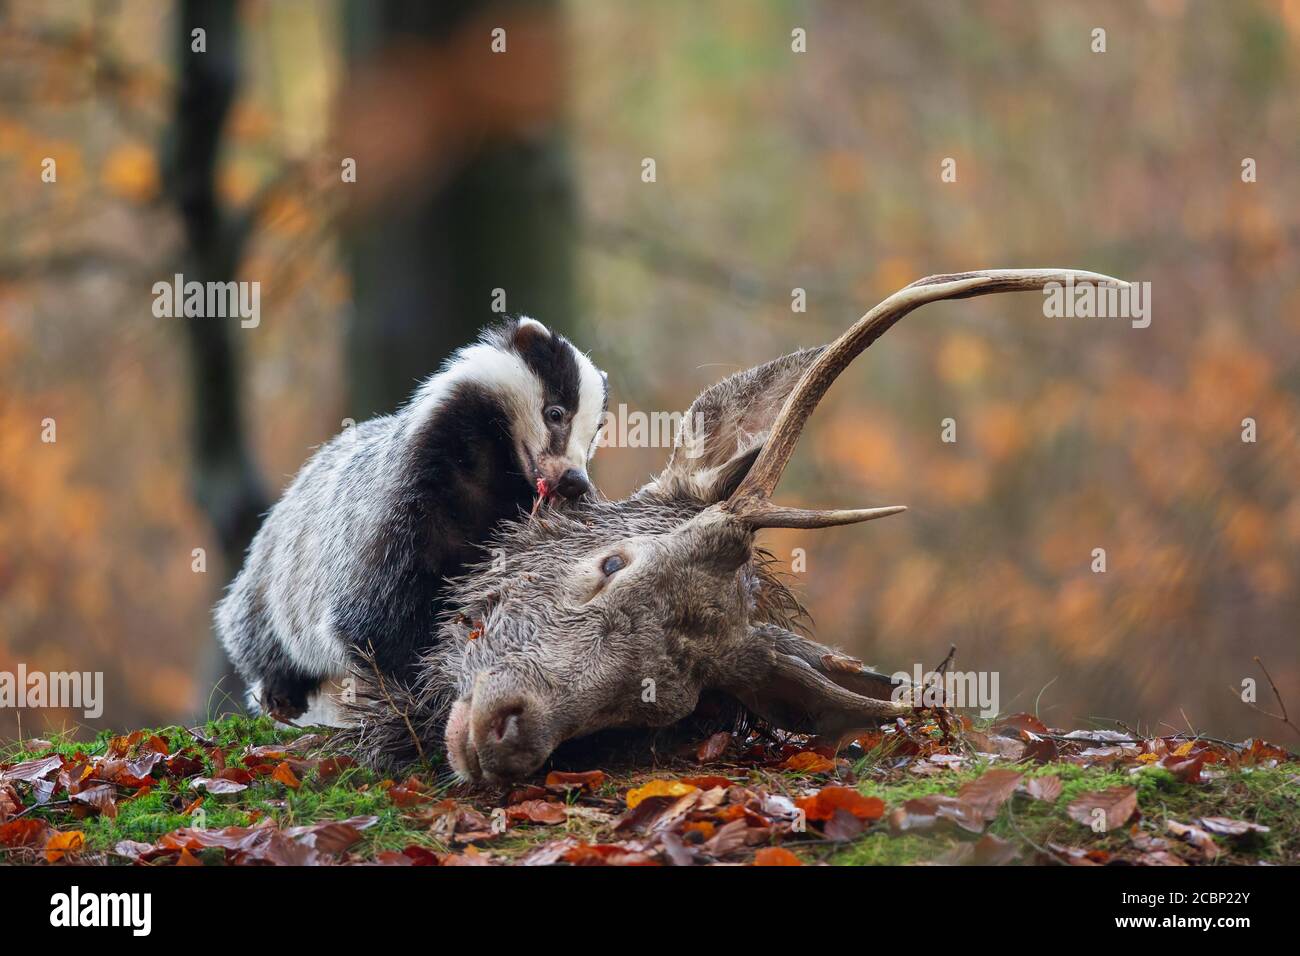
[1,0,1297,743]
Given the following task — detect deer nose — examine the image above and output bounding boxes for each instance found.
[552,468,591,500]
[471,695,551,783]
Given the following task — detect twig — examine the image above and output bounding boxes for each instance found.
[366,644,426,763]
[1235,655,1300,743]
[931,644,957,677]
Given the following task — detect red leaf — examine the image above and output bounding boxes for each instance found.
[544,770,606,790]
[752,846,803,866]
[506,800,567,825]
[796,786,885,823]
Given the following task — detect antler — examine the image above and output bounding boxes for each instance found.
[724,268,1129,528]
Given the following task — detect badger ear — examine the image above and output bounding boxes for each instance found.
[510,317,551,352]
[641,348,823,503]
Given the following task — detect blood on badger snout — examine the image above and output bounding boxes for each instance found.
[215,317,608,723]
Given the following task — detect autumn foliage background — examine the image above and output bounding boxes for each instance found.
[1,0,1297,743]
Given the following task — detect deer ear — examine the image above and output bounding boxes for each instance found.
[721,626,906,740]
[641,348,823,503]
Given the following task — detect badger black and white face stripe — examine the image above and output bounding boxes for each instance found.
[408,317,607,491]
[509,318,607,474]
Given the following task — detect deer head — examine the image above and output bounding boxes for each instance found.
[350,269,1127,784]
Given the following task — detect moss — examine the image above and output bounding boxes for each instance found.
[4,716,1295,865]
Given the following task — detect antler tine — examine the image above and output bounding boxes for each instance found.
[725,268,1129,526]
[743,504,907,530]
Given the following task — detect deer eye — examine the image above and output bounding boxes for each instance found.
[544,405,566,425]
[600,555,625,576]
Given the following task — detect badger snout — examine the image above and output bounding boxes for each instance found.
[535,464,591,501]
[445,690,556,785]
[550,468,591,499]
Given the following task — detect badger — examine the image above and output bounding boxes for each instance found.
[215,317,608,724]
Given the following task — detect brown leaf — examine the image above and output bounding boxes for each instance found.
[1166,820,1222,861]
[696,732,731,763]
[70,783,118,818]
[701,818,756,858]
[1021,775,1063,803]
[1137,849,1188,866]
[506,800,567,825]
[822,807,866,842]
[0,818,51,848]
[888,795,984,834]
[0,782,21,820]
[679,775,734,791]
[0,754,62,783]
[1065,787,1138,832]
[781,751,836,773]
[616,790,700,834]
[1048,842,1110,866]
[1240,738,1293,765]
[271,761,302,790]
[992,713,1050,735]
[1198,816,1270,837]
[544,769,606,791]
[932,833,1020,866]
[189,777,248,794]
[956,769,1023,821]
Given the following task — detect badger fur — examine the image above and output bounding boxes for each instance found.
[215,317,608,724]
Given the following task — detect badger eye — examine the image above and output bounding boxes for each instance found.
[601,554,625,576]
[545,405,565,425]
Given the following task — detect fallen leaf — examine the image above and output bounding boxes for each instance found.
[190,777,248,794]
[0,818,50,848]
[888,795,984,834]
[1021,775,1063,803]
[0,755,62,783]
[1065,787,1138,832]
[545,769,606,790]
[823,807,866,842]
[70,784,118,818]
[1166,820,1222,861]
[1198,816,1270,837]
[753,846,803,866]
[796,786,885,822]
[625,779,697,809]
[0,782,21,820]
[781,751,836,773]
[932,833,1020,866]
[696,732,731,763]
[992,713,1050,735]
[45,830,85,862]
[272,761,302,790]
[957,769,1023,820]
[680,775,733,790]
[506,800,568,825]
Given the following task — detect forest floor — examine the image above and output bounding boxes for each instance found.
[0,713,1295,866]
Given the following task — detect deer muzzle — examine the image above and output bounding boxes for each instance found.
[445,684,558,784]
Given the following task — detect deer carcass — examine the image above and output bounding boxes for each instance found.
[347,269,1127,783]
